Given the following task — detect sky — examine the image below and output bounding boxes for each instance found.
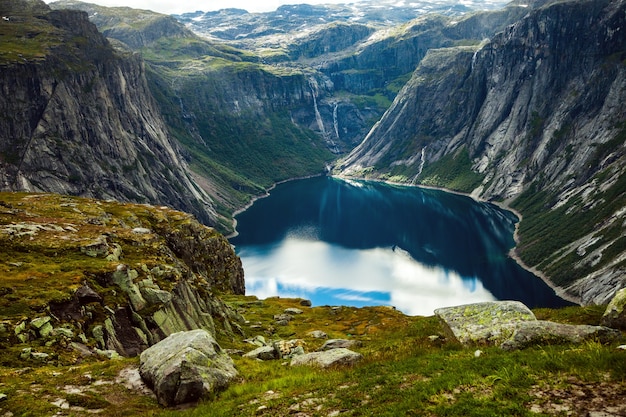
[46,0,354,14]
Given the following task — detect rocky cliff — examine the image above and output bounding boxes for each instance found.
[0,0,219,227]
[339,0,626,305]
[0,192,245,358]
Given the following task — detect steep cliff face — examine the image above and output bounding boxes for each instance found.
[0,0,219,226]
[339,0,626,304]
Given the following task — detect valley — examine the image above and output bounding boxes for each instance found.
[0,0,624,414]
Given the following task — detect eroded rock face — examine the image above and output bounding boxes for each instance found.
[139,330,238,406]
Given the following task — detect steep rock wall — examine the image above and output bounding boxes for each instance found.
[339,0,626,304]
[0,1,219,226]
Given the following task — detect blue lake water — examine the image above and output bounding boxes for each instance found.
[229,176,571,315]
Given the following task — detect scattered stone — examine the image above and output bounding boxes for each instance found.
[244,335,267,346]
[0,393,7,402]
[319,339,362,351]
[290,348,362,368]
[435,301,536,346]
[75,284,102,305]
[284,308,303,315]
[95,349,121,360]
[139,329,238,407]
[601,288,626,330]
[300,299,312,307]
[308,330,328,339]
[52,327,74,339]
[70,342,95,357]
[30,316,53,338]
[20,348,31,360]
[501,321,622,351]
[31,352,49,361]
[243,345,278,361]
[80,236,110,258]
[273,339,306,359]
[132,227,152,234]
[617,345,626,350]
[474,350,483,358]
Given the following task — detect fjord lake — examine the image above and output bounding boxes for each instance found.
[230,176,571,315]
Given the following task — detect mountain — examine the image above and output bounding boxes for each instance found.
[338,0,626,305]
[0,0,219,226]
[51,0,517,231]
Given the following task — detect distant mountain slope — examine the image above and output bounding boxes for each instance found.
[0,0,221,226]
[339,0,626,305]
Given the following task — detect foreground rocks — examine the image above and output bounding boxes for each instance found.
[139,330,238,406]
[436,301,622,350]
[290,348,363,368]
[602,288,626,330]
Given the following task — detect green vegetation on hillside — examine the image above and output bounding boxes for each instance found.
[418,147,485,193]
[511,123,626,288]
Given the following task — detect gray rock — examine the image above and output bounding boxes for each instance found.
[299,299,312,307]
[75,284,102,305]
[284,308,303,315]
[30,316,54,338]
[273,339,306,359]
[139,329,237,407]
[243,345,277,361]
[601,288,626,330]
[308,330,328,339]
[318,339,361,351]
[290,348,362,368]
[435,301,536,346]
[501,321,622,351]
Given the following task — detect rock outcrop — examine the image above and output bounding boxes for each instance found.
[602,288,626,330]
[0,192,245,358]
[139,329,238,406]
[436,301,622,350]
[0,0,220,227]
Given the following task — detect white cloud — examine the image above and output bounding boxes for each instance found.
[45,0,354,15]
[240,238,496,316]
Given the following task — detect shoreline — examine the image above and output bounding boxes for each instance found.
[226,172,326,239]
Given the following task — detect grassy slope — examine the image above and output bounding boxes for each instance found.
[1,296,624,416]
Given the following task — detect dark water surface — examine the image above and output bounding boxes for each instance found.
[230,176,571,315]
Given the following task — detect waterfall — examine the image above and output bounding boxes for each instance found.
[411,147,427,185]
[309,79,328,139]
[309,78,340,153]
[333,102,340,140]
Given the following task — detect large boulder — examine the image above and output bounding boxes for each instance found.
[435,301,536,346]
[601,288,626,330]
[290,348,362,368]
[501,321,622,351]
[139,330,238,406]
[436,301,623,350]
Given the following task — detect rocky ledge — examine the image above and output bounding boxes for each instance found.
[0,192,244,360]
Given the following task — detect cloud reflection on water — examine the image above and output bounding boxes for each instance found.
[240,237,495,316]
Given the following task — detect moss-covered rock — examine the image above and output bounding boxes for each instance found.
[0,192,245,360]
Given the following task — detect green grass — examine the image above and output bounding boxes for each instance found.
[418,147,485,193]
[1,293,624,417]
